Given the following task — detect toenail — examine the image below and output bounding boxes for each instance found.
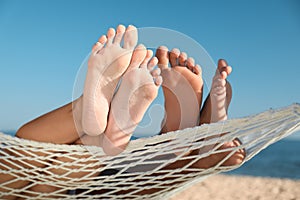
[117,25,125,32]
[128,25,135,29]
[171,48,180,53]
[158,46,168,51]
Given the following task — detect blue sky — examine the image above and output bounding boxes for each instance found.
[0,0,299,139]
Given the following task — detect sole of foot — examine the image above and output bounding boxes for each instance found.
[82,25,138,136]
[82,45,162,156]
[155,46,203,133]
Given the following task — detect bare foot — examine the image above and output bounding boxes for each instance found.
[83,45,162,155]
[155,46,203,133]
[82,25,138,136]
[209,59,232,122]
[200,59,232,124]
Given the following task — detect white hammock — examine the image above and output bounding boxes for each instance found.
[1,104,300,199]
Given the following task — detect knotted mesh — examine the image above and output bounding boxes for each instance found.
[1,104,299,199]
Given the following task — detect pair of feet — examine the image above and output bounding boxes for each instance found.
[79,24,237,159]
[80,25,162,155]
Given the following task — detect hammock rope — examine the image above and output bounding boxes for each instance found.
[1,104,300,199]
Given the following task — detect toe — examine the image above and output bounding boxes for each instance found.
[147,57,158,71]
[154,75,163,86]
[106,28,116,46]
[92,35,107,53]
[128,44,147,70]
[218,59,232,78]
[155,46,169,70]
[218,59,228,68]
[92,42,101,52]
[123,25,138,50]
[193,64,202,76]
[98,35,107,44]
[221,71,228,79]
[186,57,195,71]
[151,68,161,77]
[169,48,180,67]
[113,24,126,45]
[140,50,153,68]
[225,65,232,75]
[178,52,187,67]
[215,69,228,80]
[92,42,104,55]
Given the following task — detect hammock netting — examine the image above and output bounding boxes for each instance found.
[1,104,300,199]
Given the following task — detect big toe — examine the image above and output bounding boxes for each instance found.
[123,25,138,50]
[217,59,232,79]
[218,59,228,68]
[155,46,169,70]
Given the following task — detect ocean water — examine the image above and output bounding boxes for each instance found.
[1,131,299,180]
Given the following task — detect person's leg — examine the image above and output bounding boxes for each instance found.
[154,48,244,166]
[195,59,245,167]
[124,63,242,196]
[28,44,162,196]
[4,25,136,197]
[0,150,31,200]
[82,25,138,136]
[25,150,102,198]
[23,97,101,198]
[7,25,135,197]
[15,25,137,143]
[132,59,244,196]
[13,25,135,196]
[155,46,203,133]
[0,97,83,199]
[16,97,83,143]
